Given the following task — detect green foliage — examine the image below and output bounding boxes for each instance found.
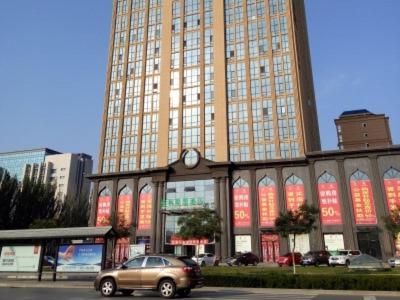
[0,168,19,229]
[383,207,400,238]
[177,208,222,241]
[58,194,90,227]
[29,218,59,229]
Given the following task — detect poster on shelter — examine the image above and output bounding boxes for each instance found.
[258,186,278,227]
[350,179,377,225]
[56,244,103,273]
[318,182,342,225]
[233,187,251,228]
[0,245,41,272]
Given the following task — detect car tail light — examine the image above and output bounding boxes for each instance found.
[182,266,193,273]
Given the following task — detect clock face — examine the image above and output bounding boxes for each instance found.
[183,149,200,168]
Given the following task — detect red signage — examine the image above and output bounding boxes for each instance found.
[350,179,377,225]
[384,178,400,211]
[114,238,130,263]
[137,193,152,230]
[318,182,342,225]
[233,187,251,228]
[258,186,278,227]
[261,234,280,263]
[117,194,133,228]
[285,184,305,212]
[170,235,209,245]
[96,196,112,227]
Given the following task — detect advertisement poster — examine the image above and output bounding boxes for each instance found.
[56,244,103,273]
[137,192,152,230]
[234,235,252,253]
[318,182,342,225]
[289,234,310,255]
[324,234,345,251]
[285,184,305,212]
[95,195,112,227]
[0,245,41,272]
[170,235,209,246]
[129,244,146,258]
[117,194,133,227]
[384,178,400,211]
[350,179,377,225]
[258,186,278,227]
[395,233,400,257]
[233,187,251,228]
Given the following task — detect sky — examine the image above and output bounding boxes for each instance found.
[0,0,399,170]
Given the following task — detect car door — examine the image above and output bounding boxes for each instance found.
[141,256,166,289]
[118,256,145,289]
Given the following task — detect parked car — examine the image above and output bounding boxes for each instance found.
[226,252,259,266]
[388,256,400,268]
[301,251,331,266]
[94,255,204,298]
[277,252,303,267]
[192,253,215,267]
[328,250,361,267]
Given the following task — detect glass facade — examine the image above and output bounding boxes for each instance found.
[0,149,58,181]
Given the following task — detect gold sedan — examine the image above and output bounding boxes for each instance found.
[94,255,204,298]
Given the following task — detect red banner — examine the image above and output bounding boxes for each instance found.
[384,178,400,211]
[114,238,130,263]
[318,182,342,225]
[96,196,112,226]
[261,234,279,263]
[233,187,251,228]
[350,179,377,225]
[170,235,209,245]
[285,184,305,212]
[117,194,133,228]
[258,186,278,227]
[137,193,152,230]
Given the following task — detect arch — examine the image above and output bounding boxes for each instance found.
[259,176,275,187]
[99,187,111,197]
[350,170,369,181]
[233,177,249,188]
[140,184,152,194]
[119,185,133,196]
[384,167,400,179]
[318,171,336,184]
[258,176,278,227]
[285,174,303,186]
[137,184,153,230]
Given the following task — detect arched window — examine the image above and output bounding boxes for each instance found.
[284,175,304,211]
[96,187,112,227]
[232,178,251,228]
[137,185,153,230]
[117,186,133,228]
[349,170,377,225]
[383,168,400,211]
[317,172,342,225]
[258,176,278,227]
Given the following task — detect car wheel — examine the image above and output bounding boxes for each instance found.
[121,289,134,296]
[100,278,116,297]
[159,279,176,299]
[177,288,191,298]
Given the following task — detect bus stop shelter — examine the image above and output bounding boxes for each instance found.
[0,226,115,281]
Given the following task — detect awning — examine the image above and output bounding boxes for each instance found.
[0,226,114,241]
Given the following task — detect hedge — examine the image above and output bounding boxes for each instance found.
[203,272,400,291]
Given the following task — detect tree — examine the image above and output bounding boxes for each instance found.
[58,194,90,227]
[0,168,19,229]
[177,208,222,263]
[383,207,400,251]
[274,203,319,274]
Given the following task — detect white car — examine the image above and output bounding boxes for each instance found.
[192,253,215,267]
[388,256,400,268]
[329,250,361,266]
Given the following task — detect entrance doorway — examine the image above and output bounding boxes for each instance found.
[357,230,382,259]
[261,234,280,263]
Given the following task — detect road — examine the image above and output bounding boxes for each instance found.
[0,288,399,300]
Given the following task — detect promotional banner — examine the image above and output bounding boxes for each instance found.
[234,235,252,253]
[96,195,112,227]
[384,178,400,211]
[170,235,209,246]
[395,233,400,257]
[137,192,152,230]
[285,184,305,212]
[318,182,342,225]
[56,244,103,273]
[117,194,133,227]
[233,187,251,228]
[258,186,278,227]
[350,179,377,225]
[114,238,130,263]
[0,246,41,272]
[261,234,280,263]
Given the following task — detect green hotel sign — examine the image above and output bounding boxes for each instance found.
[161,198,205,210]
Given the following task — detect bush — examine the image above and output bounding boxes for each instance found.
[203,271,400,291]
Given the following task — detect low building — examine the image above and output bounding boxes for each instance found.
[335,110,392,150]
[88,146,400,262]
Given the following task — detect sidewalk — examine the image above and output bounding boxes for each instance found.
[0,279,400,297]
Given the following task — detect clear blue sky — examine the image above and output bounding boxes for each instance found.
[0,1,399,170]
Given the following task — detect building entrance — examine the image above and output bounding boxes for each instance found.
[357,230,382,259]
[261,234,280,263]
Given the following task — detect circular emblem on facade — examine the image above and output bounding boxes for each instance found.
[183,149,200,168]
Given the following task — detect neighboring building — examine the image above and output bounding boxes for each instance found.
[0,148,60,181]
[89,0,399,262]
[335,109,392,150]
[98,0,320,174]
[24,153,93,201]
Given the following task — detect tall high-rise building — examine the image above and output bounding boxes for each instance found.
[98,0,320,174]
